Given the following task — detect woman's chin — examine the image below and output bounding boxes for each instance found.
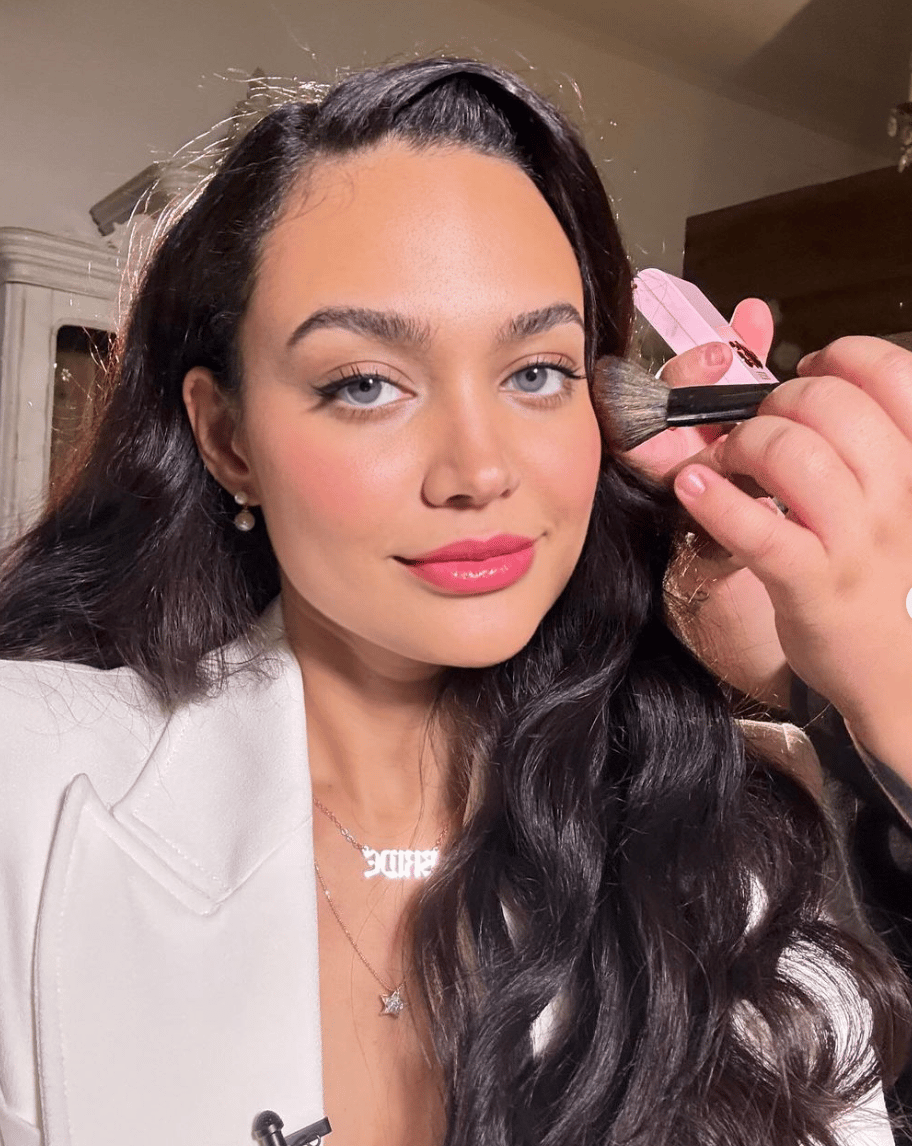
[415,621,541,671]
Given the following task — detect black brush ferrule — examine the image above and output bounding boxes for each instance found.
[666,382,780,428]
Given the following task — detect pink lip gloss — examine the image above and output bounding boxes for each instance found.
[399,534,536,594]
[404,546,535,594]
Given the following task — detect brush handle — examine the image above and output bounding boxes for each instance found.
[666,382,780,428]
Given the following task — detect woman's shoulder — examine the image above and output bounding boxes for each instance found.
[0,655,162,734]
[0,652,150,698]
[0,601,296,804]
[0,655,166,807]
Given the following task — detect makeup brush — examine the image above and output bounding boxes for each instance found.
[593,356,780,451]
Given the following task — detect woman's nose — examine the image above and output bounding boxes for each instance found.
[420,395,519,508]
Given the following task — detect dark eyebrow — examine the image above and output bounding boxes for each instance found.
[496,303,584,343]
[286,307,433,350]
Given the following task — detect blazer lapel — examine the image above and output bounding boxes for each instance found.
[35,615,327,1146]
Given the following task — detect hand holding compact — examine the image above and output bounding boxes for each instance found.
[674,336,912,781]
[628,298,775,477]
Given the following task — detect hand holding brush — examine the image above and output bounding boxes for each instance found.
[599,281,912,783]
[599,314,912,785]
[666,336,912,787]
[594,356,779,452]
[600,301,790,709]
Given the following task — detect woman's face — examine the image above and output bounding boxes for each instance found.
[228,140,602,677]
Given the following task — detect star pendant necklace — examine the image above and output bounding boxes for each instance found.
[313,861,406,1017]
[313,799,448,1018]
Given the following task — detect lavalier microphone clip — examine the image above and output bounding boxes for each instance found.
[252,1109,332,1146]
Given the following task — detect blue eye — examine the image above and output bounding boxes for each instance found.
[318,374,403,407]
[505,363,575,396]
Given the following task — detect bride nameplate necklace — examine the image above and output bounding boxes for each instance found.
[312,797,449,1017]
[313,795,447,880]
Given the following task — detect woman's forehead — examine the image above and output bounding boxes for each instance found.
[250,140,585,337]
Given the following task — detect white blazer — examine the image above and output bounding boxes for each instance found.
[0,605,326,1146]
[0,604,896,1145]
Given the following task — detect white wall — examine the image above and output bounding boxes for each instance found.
[0,0,887,273]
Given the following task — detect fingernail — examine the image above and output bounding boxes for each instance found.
[705,343,726,367]
[707,433,728,461]
[675,468,708,499]
[796,353,811,372]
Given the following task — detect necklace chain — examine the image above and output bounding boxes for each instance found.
[313,861,406,1017]
[313,796,368,853]
[311,795,449,1017]
[313,795,448,854]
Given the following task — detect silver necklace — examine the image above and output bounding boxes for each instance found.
[313,796,447,881]
[313,861,406,1017]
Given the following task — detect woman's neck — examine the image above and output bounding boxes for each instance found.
[282,594,451,841]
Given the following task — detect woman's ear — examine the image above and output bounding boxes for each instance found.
[182,368,259,502]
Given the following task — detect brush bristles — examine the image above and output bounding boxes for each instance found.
[592,356,674,451]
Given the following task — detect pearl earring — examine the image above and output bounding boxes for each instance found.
[233,492,256,532]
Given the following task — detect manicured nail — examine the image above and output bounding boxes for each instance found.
[710,432,728,454]
[675,468,708,499]
[705,343,726,367]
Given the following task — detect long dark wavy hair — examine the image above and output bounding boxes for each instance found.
[0,57,908,1145]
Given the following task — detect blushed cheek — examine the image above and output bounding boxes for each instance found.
[542,416,603,526]
[252,430,405,546]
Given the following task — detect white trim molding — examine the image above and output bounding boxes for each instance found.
[0,229,119,540]
[0,228,121,296]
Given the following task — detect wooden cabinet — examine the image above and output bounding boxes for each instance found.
[683,166,912,375]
